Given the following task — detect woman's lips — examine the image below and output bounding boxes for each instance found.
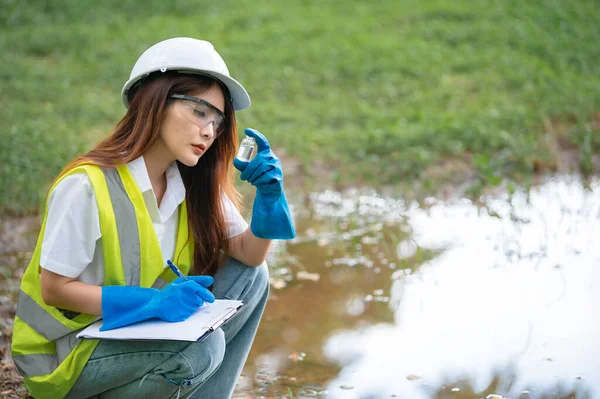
[192,144,204,155]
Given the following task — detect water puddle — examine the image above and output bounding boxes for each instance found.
[236,176,599,399]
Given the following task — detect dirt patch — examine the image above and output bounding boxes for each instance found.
[0,363,28,399]
[1,287,27,399]
[542,113,600,172]
[0,216,37,399]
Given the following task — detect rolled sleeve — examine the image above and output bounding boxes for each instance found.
[222,193,248,239]
[40,173,101,278]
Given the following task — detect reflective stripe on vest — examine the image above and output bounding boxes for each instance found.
[12,167,142,378]
[15,289,73,342]
[102,167,141,286]
[13,353,57,377]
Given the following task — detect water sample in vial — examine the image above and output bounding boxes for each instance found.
[236,136,256,161]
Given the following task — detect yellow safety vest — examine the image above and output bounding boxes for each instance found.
[11,164,194,398]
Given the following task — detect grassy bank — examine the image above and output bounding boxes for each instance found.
[1,0,599,214]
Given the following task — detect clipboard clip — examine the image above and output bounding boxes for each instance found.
[202,307,238,331]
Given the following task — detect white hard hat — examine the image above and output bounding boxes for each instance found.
[121,37,251,111]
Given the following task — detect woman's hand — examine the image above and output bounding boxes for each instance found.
[234,128,283,202]
[150,279,214,322]
[233,128,295,240]
[100,277,215,331]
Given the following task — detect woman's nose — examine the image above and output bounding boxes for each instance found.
[200,122,216,140]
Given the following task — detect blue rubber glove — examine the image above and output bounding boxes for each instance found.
[100,276,215,331]
[233,128,296,240]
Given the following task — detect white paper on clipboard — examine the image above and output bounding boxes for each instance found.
[77,299,244,342]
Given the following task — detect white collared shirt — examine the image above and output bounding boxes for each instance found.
[40,156,248,285]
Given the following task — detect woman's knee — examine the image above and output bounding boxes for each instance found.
[156,328,226,384]
[254,262,270,298]
[214,258,270,301]
[241,261,270,302]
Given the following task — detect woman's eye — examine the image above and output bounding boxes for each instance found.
[193,109,207,118]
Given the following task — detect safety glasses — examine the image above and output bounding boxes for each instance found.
[169,94,226,136]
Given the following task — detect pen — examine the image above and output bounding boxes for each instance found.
[167,260,188,281]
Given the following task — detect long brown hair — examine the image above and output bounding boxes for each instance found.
[56,72,242,276]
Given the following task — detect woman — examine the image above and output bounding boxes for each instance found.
[11,37,295,398]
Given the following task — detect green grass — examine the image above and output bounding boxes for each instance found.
[1,0,599,214]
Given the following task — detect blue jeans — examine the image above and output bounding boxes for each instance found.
[65,257,269,399]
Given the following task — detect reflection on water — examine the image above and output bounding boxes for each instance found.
[235,177,599,399]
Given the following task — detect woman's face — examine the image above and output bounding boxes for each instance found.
[159,83,226,167]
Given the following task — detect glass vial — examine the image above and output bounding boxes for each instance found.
[236,136,256,161]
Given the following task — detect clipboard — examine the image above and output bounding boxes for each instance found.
[77,299,245,342]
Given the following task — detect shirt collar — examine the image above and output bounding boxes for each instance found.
[126,156,186,207]
[164,160,186,206]
[126,156,153,193]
